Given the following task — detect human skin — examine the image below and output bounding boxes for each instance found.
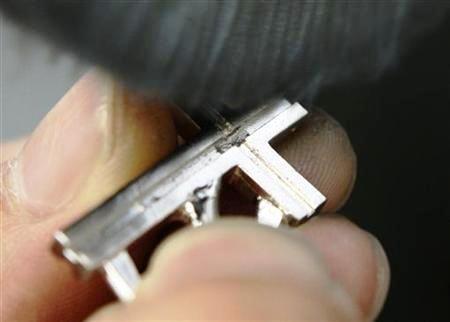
[1,71,389,322]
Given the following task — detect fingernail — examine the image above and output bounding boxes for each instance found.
[139,220,332,297]
[368,235,390,321]
[16,72,110,217]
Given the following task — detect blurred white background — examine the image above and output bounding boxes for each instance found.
[1,16,87,139]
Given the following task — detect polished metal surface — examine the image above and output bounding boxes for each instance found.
[53,99,326,301]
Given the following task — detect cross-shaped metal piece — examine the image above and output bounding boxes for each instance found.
[53,99,326,302]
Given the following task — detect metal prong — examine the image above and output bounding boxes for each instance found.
[102,251,140,302]
[257,197,284,227]
[194,178,222,224]
[181,201,203,227]
[181,178,222,227]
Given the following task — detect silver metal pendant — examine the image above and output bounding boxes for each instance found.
[53,99,326,302]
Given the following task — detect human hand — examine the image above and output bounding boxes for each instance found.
[1,71,389,321]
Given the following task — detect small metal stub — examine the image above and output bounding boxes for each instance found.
[103,251,140,302]
[257,197,284,228]
[53,99,326,302]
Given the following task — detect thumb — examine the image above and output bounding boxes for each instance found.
[3,71,176,222]
[1,71,177,322]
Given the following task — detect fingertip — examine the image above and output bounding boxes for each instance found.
[0,70,178,321]
[5,70,177,221]
[139,219,328,297]
[90,219,361,321]
[1,137,27,161]
[367,232,390,321]
[274,109,357,212]
[16,71,107,217]
[76,85,177,209]
[299,214,390,320]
